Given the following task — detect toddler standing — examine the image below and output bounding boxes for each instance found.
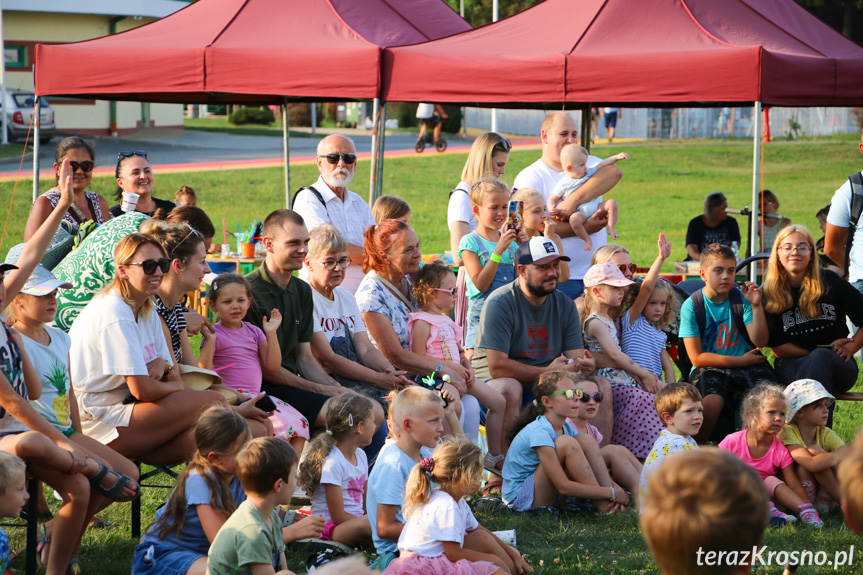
[547,144,628,250]
[719,383,824,527]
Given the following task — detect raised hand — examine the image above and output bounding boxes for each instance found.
[263,308,283,333]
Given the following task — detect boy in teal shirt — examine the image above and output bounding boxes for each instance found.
[679,243,775,442]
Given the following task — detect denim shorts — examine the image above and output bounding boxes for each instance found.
[131,543,204,575]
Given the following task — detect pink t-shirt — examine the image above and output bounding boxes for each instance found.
[718,429,793,480]
[212,322,266,395]
[407,311,462,362]
[566,419,603,444]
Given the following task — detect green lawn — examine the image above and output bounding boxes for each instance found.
[183,117,311,138]
[3,137,863,574]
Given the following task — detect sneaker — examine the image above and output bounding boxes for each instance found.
[472,496,510,515]
[799,507,824,528]
[769,503,797,524]
[768,516,787,527]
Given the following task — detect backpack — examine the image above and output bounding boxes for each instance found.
[290,185,329,217]
[676,287,752,380]
[843,171,863,275]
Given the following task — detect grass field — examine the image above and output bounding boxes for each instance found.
[3,136,863,573]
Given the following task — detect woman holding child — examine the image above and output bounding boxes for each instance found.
[762,224,863,425]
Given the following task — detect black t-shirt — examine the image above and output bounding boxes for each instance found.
[109,197,176,219]
[685,215,741,252]
[765,270,863,350]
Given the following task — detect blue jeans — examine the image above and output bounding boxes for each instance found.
[557,279,585,299]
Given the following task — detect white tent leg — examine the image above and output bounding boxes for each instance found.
[33,96,41,202]
[750,101,762,282]
[283,98,291,208]
[369,98,380,205]
[376,103,388,201]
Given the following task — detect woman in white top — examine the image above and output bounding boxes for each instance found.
[69,234,226,466]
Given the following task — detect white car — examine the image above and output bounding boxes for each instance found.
[1,92,55,145]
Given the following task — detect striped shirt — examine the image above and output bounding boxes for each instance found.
[620,308,667,379]
[155,296,187,363]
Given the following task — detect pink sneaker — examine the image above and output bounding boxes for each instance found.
[799,506,824,528]
[769,502,797,524]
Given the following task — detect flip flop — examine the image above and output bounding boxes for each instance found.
[37,524,51,566]
[88,462,140,503]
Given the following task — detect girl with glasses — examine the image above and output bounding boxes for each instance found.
[762,225,863,426]
[24,136,111,241]
[502,371,627,514]
[409,262,507,473]
[567,376,642,503]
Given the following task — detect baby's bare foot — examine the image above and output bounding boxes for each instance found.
[607,227,620,239]
[584,239,593,251]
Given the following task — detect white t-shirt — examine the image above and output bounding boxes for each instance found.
[69,292,173,443]
[513,157,605,279]
[311,285,367,343]
[398,490,479,557]
[416,103,435,119]
[21,327,73,434]
[826,171,863,282]
[447,181,476,233]
[295,175,376,294]
[310,447,368,522]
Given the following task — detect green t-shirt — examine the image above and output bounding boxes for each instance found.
[783,423,845,453]
[457,232,518,299]
[206,500,285,575]
[245,264,314,376]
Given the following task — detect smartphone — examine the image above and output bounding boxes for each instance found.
[506,200,524,235]
[255,393,278,412]
[816,344,834,348]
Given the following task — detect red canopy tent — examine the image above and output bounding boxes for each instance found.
[35,0,470,103]
[382,0,863,107]
[32,0,470,203]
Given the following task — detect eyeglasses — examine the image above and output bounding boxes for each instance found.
[434,287,457,296]
[69,161,94,173]
[322,257,352,271]
[124,258,171,275]
[319,153,357,165]
[548,388,583,401]
[117,150,148,160]
[779,244,811,255]
[577,390,604,403]
[618,263,637,274]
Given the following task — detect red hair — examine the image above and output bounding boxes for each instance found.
[363,220,410,274]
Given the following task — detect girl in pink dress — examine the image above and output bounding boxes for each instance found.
[719,383,823,527]
[408,263,506,472]
[200,273,309,452]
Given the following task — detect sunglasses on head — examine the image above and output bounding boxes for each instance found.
[319,153,357,165]
[117,150,148,160]
[498,137,513,151]
[618,263,637,274]
[68,161,94,173]
[124,258,171,275]
[434,287,457,296]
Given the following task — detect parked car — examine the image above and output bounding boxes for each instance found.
[0,92,55,144]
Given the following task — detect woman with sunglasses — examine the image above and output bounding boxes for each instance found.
[108,151,176,218]
[762,225,863,426]
[305,224,411,408]
[24,137,111,240]
[69,234,226,466]
[53,207,215,333]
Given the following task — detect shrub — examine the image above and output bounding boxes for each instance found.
[228,107,275,126]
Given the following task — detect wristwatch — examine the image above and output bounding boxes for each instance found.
[435,363,443,375]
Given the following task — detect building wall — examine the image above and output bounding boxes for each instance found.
[5,10,184,135]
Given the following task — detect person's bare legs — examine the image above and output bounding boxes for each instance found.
[806,445,842,503]
[568,212,592,251]
[186,557,207,575]
[695,393,724,444]
[486,378,522,451]
[331,515,372,548]
[433,121,443,144]
[532,435,615,513]
[556,166,623,236]
[603,199,619,239]
[601,444,642,495]
[592,377,613,447]
[774,483,806,514]
[417,120,429,142]
[464,530,515,574]
[467,381,506,458]
[108,389,226,465]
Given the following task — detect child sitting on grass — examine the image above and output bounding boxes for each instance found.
[206,437,296,575]
[719,383,823,527]
[0,452,28,573]
[297,393,375,548]
[638,383,702,511]
[547,144,628,250]
[782,378,847,513]
[640,448,769,575]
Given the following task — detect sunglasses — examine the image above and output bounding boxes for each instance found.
[124,258,171,275]
[498,137,513,150]
[117,150,148,160]
[322,257,352,271]
[434,287,457,296]
[618,263,637,274]
[548,388,583,400]
[69,161,94,173]
[319,153,357,165]
[577,390,604,403]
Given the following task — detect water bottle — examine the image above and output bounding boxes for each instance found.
[731,241,740,262]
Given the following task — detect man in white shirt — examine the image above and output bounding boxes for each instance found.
[513,111,622,298]
[825,123,863,293]
[294,135,376,293]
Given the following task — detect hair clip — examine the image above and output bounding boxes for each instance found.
[420,457,435,474]
[348,413,354,427]
[211,281,218,291]
[325,429,333,436]
[533,399,540,407]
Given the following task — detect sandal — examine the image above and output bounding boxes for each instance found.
[37,524,51,566]
[68,557,81,575]
[483,453,505,476]
[88,462,140,503]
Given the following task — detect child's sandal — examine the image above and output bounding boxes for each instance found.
[68,557,81,575]
[483,453,505,476]
[37,524,51,566]
[89,462,140,503]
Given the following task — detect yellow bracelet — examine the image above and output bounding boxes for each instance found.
[490,252,502,263]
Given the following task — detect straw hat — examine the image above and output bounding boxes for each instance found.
[178,364,223,391]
